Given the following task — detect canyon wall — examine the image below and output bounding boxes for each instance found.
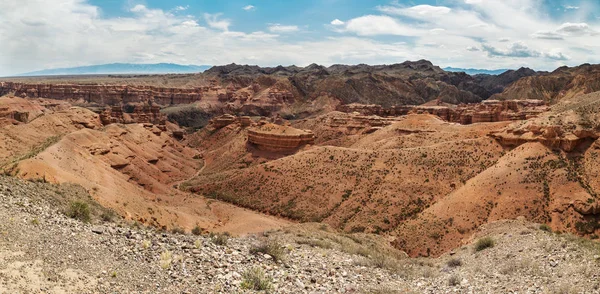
[100,104,167,129]
[337,99,548,125]
[0,82,203,106]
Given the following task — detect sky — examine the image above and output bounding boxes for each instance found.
[0,0,599,76]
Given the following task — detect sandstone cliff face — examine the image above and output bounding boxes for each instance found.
[337,99,548,125]
[247,123,314,152]
[492,64,600,104]
[100,104,167,128]
[0,82,203,106]
[490,92,600,152]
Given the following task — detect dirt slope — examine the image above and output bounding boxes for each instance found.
[0,106,288,234]
[184,115,509,236]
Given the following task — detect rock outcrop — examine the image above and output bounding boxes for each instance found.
[0,82,203,106]
[100,104,167,127]
[247,123,314,152]
[337,100,548,125]
[492,63,600,104]
[490,91,600,151]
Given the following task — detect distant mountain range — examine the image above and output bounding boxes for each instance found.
[17,63,211,76]
[444,67,509,76]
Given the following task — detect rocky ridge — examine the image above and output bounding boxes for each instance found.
[337,99,548,125]
[492,63,600,104]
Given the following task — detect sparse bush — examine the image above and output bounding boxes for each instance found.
[66,201,91,223]
[371,252,399,270]
[448,275,461,286]
[191,225,203,236]
[171,226,185,235]
[250,240,286,262]
[474,237,495,252]
[540,224,552,232]
[31,218,40,225]
[210,232,229,246]
[100,210,115,222]
[296,238,332,249]
[240,267,272,291]
[447,258,462,267]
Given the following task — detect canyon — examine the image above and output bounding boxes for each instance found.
[2,60,600,261]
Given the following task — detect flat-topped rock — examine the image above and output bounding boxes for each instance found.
[247,123,314,152]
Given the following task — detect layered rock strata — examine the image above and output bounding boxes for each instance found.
[247,123,314,152]
[100,104,167,128]
[337,100,547,125]
[0,82,203,106]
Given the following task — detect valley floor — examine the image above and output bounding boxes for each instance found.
[1,176,600,293]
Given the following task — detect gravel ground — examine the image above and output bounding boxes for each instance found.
[2,176,600,293]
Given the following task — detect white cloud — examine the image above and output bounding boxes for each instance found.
[243,5,255,11]
[482,42,542,58]
[556,22,596,35]
[268,24,299,33]
[378,4,451,17]
[331,19,344,26]
[174,5,189,11]
[0,0,598,76]
[204,13,230,31]
[341,15,422,36]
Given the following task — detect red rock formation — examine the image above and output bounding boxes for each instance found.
[100,104,166,127]
[210,114,238,129]
[0,82,203,106]
[247,123,314,152]
[337,100,548,125]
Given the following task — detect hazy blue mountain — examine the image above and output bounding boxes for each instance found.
[18,63,211,76]
[444,67,509,76]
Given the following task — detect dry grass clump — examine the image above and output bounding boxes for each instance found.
[446,258,462,268]
[66,201,91,223]
[240,267,272,291]
[474,237,495,252]
[250,240,286,262]
[448,275,461,286]
[210,232,229,246]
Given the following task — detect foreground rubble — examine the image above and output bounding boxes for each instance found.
[2,176,600,293]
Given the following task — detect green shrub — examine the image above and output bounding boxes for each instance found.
[240,267,272,291]
[66,201,91,223]
[474,237,495,252]
[539,224,552,232]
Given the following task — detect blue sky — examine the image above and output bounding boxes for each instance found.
[1,0,599,75]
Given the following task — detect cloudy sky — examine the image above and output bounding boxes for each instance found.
[0,0,599,76]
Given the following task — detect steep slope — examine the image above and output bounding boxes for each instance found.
[393,142,594,257]
[0,106,288,234]
[205,60,490,107]
[474,67,539,95]
[183,115,509,234]
[492,63,600,104]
